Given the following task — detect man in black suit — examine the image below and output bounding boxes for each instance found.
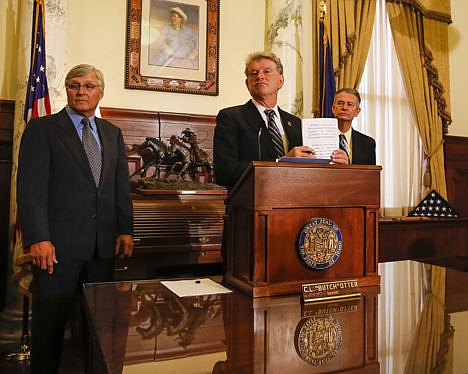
[214,51,350,188]
[332,88,376,165]
[17,64,134,373]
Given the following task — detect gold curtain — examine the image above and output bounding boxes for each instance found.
[386,0,451,197]
[312,0,376,115]
[385,3,453,372]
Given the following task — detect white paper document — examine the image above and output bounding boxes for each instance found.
[161,278,233,297]
[301,118,339,159]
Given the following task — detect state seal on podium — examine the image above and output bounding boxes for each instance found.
[298,218,343,270]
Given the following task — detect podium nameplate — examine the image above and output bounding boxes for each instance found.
[302,279,361,303]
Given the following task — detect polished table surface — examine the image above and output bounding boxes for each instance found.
[83,261,468,374]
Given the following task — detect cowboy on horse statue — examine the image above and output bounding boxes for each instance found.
[127,128,214,183]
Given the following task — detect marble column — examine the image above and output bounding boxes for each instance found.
[265,0,311,117]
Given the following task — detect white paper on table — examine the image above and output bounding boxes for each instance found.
[161,278,233,297]
[301,118,339,159]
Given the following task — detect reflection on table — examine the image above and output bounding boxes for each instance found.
[84,261,468,374]
[84,278,379,373]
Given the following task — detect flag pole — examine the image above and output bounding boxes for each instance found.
[4,294,31,362]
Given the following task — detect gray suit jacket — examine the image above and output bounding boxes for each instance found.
[17,108,133,264]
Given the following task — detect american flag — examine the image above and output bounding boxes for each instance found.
[23,0,51,123]
[408,190,460,218]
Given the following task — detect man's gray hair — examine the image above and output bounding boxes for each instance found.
[335,88,361,105]
[65,64,105,88]
[244,51,284,76]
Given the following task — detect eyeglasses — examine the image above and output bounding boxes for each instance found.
[67,83,99,91]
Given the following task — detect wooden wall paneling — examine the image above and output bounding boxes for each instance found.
[444,135,468,217]
[99,107,163,147]
[157,112,216,154]
[443,135,468,312]
[100,107,216,155]
[0,100,14,310]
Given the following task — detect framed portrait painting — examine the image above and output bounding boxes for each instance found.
[126,0,219,95]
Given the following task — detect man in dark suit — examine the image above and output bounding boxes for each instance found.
[332,88,376,165]
[17,64,134,373]
[213,51,349,188]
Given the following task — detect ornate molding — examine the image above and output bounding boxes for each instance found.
[423,47,452,134]
[386,0,452,24]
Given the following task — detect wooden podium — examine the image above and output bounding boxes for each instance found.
[223,161,382,297]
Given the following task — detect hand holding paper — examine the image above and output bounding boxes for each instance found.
[301,118,339,159]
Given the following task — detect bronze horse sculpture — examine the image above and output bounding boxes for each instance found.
[179,128,213,181]
[127,131,214,182]
[127,137,175,178]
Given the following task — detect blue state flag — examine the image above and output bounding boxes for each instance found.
[319,19,336,118]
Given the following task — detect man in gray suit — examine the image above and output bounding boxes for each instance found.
[17,64,133,373]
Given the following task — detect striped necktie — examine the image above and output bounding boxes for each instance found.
[339,134,349,160]
[81,117,102,186]
[264,109,285,157]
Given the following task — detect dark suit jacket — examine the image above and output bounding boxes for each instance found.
[350,128,376,165]
[214,100,302,187]
[17,108,133,265]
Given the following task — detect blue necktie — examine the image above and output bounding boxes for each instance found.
[264,109,285,157]
[339,134,349,160]
[82,117,102,186]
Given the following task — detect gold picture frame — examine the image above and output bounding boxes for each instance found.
[125,0,219,95]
